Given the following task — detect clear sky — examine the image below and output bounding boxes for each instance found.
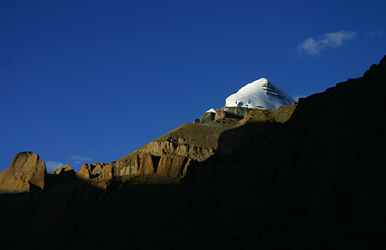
[1,0,385,172]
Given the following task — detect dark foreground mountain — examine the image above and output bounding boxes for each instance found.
[0,56,385,249]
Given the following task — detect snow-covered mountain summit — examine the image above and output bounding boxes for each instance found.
[225,78,295,110]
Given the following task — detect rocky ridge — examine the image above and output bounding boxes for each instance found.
[75,122,230,181]
[54,102,298,183]
[0,152,48,192]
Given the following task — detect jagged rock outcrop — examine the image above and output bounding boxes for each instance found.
[76,162,111,180]
[48,164,74,175]
[0,152,48,192]
[194,111,215,124]
[236,102,297,126]
[76,163,91,179]
[47,164,76,184]
[195,106,251,124]
[83,152,192,180]
[221,106,254,116]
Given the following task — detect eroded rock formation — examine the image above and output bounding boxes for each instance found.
[48,164,74,175]
[76,162,111,180]
[106,122,228,179]
[0,152,48,192]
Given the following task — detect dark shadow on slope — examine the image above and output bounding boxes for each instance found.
[47,169,77,184]
[0,173,186,249]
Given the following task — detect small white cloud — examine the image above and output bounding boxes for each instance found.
[298,31,357,56]
[70,155,92,163]
[297,38,320,56]
[46,161,65,171]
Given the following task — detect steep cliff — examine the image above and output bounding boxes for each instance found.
[0,152,48,192]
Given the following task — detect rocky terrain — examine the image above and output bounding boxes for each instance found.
[67,101,294,183]
[0,56,385,249]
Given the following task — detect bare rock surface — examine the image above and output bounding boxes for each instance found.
[76,162,111,180]
[195,106,251,124]
[236,102,297,125]
[0,152,48,192]
[111,122,230,179]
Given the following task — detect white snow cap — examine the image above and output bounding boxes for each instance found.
[205,108,216,113]
[225,78,295,109]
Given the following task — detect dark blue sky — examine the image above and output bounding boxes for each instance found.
[1,0,385,171]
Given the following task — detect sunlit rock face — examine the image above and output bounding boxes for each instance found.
[0,152,48,192]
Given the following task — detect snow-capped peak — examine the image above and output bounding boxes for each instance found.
[225,78,295,109]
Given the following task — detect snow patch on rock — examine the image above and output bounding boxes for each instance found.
[205,108,216,113]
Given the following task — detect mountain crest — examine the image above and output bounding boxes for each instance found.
[225,78,295,109]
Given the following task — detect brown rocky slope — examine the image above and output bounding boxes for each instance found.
[76,103,297,181]
[0,56,385,249]
[76,119,244,181]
